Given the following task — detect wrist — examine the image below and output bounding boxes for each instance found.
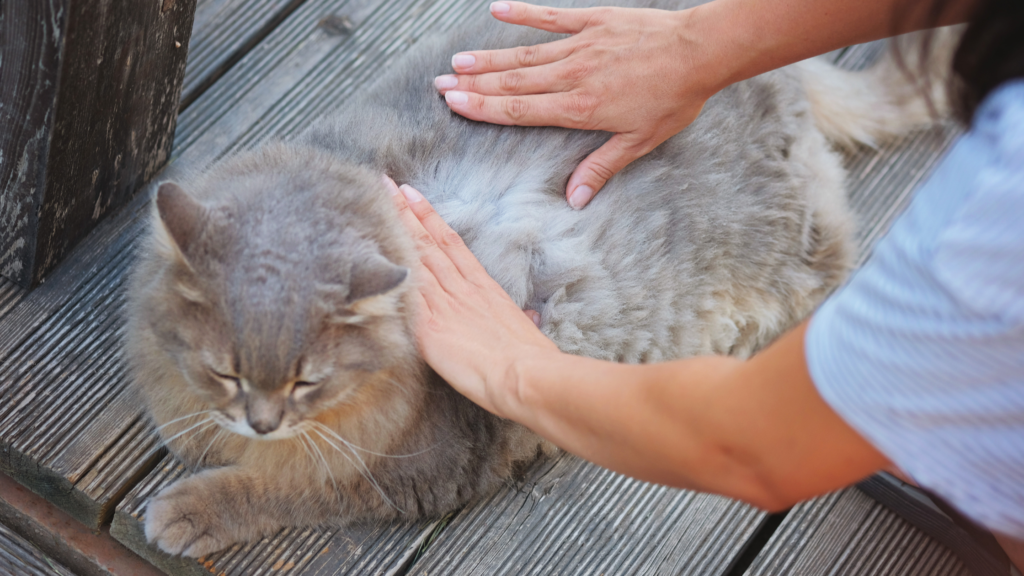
[490,346,562,423]
[675,3,752,100]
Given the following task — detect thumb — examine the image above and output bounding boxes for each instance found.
[566,133,649,209]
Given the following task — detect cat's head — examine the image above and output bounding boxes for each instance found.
[133,148,419,441]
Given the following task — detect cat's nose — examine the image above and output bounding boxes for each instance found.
[246,397,284,435]
[249,419,279,435]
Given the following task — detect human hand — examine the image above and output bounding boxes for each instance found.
[384,178,560,416]
[434,1,721,209]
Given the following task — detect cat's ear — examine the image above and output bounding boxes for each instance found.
[347,253,408,304]
[154,182,206,263]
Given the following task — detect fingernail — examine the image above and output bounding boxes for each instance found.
[399,184,423,203]
[567,185,594,210]
[382,176,400,196]
[528,310,541,327]
[434,75,458,90]
[452,54,475,69]
[490,2,511,14]
[445,91,469,106]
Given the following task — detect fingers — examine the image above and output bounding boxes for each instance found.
[387,181,495,290]
[449,35,575,76]
[565,133,658,209]
[436,59,579,97]
[443,90,596,128]
[487,2,595,37]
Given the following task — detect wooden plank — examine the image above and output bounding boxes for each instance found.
[744,489,970,576]
[858,474,1012,576]
[846,122,959,264]
[408,452,765,575]
[0,519,76,576]
[180,0,308,109]
[0,277,24,323]
[0,0,196,287]
[0,470,164,576]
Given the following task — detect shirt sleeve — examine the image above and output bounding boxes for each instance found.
[805,81,1024,539]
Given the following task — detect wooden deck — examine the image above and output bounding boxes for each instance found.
[0,1,973,575]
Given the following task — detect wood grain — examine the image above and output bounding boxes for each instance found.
[0,0,196,288]
[0,277,24,323]
[0,519,76,576]
[744,489,971,576]
[181,0,309,109]
[408,452,765,576]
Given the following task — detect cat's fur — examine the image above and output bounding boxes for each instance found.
[125,0,950,557]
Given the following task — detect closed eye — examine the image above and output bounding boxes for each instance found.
[291,380,320,399]
[210,371,241,388]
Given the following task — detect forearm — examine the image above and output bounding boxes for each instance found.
[501,320,889,510]
[687,0,977,95]
[390,185,889,510]
[505,349,774,503]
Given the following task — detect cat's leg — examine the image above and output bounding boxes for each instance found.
[144,465,335,557]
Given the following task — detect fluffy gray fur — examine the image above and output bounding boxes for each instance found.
[126,0,944,557]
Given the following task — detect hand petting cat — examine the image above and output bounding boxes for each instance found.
[433,1,715,209]
[435,0,973,209]
[382,177,560,419]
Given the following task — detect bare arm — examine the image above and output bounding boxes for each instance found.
[387,180,889,510]
[436,0,977,208]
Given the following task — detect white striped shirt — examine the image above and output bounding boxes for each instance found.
[806,80,1024,539]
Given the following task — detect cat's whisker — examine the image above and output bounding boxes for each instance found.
[161,417,216,445]
[308,420,436,459]
[303,430,340,496]
[309,428,403,513]
[196,428,226,468]
[142,417,217,461]
[294,433,317,470]
[153,410,218,433]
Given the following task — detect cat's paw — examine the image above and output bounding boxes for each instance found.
[144,481,235,557]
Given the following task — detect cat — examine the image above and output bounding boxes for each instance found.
[125,0,950,558]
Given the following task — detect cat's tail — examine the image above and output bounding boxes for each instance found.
[798,26,962,149]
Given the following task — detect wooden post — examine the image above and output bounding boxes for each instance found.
[0,0,196,288]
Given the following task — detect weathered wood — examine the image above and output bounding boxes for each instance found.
[408,452,765,576]
[744,489,971,576]
[0,519,76,576]
[182,0,310,109]
[0,0,196,288]
[0,277,24,323]
[858,474,1011,576]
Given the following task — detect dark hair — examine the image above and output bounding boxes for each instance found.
[902,0,1024,124]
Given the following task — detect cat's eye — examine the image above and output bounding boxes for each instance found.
[210,371,241,388]
[293,381,318,389]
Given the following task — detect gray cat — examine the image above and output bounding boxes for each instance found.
[125,0,948,557]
